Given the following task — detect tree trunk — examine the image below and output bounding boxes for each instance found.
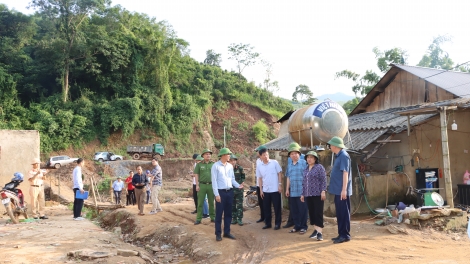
[63,62,69,103]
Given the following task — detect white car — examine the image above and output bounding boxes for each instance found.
[46,155,79,169]
[94,152,123,162]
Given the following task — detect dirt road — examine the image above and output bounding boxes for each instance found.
[1,201,469,263]
[129,200,470,263]
[0,204,149,263]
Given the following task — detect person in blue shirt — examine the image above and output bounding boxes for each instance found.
[112,177,124,205]
[211,148,243,241]
[284,143,305,229]
[327,136,352,244]
[285,143,308,234]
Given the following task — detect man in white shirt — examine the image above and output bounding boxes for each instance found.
[211,148,243,241]
[72,158,85,220]
[256,148,283,230]
[254,145,266,223]
[112,177,124,205]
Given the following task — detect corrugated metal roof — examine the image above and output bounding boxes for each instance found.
[392,64,470,97]
[345,129,388,151]
[349,107,437,131]
[264,134,295,151]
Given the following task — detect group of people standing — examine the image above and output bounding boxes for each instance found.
[71,158,163,219]
[68,136,351,244]
[191,148,245,241]
[255,136,352,244]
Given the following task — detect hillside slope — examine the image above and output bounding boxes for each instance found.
[47,101,279,160]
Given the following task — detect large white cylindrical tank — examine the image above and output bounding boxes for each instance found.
[288,101,348,147]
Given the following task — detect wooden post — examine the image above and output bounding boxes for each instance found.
[110,179,114,204]
[92,176,102,202]
[439,107,454,208]
[90,176,98,208]
[407,115,411,136]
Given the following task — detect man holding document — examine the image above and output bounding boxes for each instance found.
[73,158,87,220]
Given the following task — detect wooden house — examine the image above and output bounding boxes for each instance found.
[264,64,470,214]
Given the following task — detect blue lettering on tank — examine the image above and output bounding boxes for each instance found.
[312,101,343,118]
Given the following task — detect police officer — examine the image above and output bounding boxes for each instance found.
[229,154,245,226]
[194,149,215,224]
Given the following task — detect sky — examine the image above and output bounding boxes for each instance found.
[2,0,470,100]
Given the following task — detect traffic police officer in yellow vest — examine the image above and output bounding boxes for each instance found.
[229,154,245,226]
[194,149,215,224]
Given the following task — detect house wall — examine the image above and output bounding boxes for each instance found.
[0,130,40,214]
[360,110,470,207]
[365,71,455,113]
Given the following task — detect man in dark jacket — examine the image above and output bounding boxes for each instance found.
[132,166,149,216]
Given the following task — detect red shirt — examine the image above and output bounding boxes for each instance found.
[125,176,135,190]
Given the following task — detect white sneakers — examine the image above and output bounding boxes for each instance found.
[73,217,85,221]
[149,209,163,214]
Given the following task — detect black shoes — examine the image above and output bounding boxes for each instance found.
[282,223,294,228]
[331,236,340,241]
[316,233,323,241]
[216,235,222,241]
[333,237,350,244]
[202,214,210,219]
[309,230,318,239]
[262,225,272,229]
[191,210,197,214]
[194,220,201,225]
[274,225,281,230]
[39,215,48,219]
[223,233,236,240]
[256,218,265,223]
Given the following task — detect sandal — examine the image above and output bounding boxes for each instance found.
[288,229,298,233]
[299,229,307,235]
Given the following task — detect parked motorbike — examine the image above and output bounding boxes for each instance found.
[1,172,28,224]
[244,185,259,208]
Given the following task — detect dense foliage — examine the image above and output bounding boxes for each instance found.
[0,4,292,152]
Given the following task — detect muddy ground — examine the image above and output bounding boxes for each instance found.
[2,159,470,263]
[2,194,470,263]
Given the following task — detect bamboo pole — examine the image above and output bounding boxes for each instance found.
[92,176,102,202]
[90,176,98,208]
[110,178,114,204]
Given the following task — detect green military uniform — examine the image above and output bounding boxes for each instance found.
[195,160,215,222]
[231,164,245,225]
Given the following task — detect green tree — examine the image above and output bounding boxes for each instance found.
[260,60,279,94]
[417,35,454,70]
[203,49,222,66]
[342,97,360,115]
[373,47,407,73]
[336,47,405,96]
[228,43,260,80]
[30,0,110,102]
[292,84,316,105]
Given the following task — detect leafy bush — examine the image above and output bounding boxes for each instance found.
[252,119,269,144]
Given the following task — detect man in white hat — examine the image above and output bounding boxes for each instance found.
[28,158,49,219]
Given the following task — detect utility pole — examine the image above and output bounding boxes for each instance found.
[439,107,454,208]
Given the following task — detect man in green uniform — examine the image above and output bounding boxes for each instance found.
[194,149,215,225]
[229,154,245,226]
